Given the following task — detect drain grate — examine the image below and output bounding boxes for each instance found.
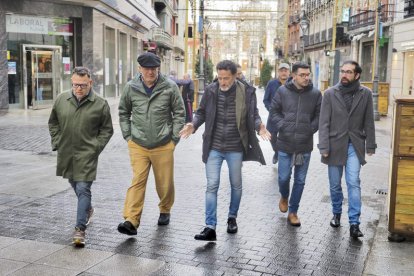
[376,188,388,195]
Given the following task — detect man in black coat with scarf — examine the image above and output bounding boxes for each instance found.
[180,60,271,241]
[318,60,376,239]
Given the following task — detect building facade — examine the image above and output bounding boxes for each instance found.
[2,0,159,110]
[390,0,414,97]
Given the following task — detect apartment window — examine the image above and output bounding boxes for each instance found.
[405,0,414,18]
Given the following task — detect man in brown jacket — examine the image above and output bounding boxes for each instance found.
[318,60,376,239]
[48,67,114,246]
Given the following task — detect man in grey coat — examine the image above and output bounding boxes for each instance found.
[318,60,376,239]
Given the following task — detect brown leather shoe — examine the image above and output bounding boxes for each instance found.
[287,213,301,227]
[279,197,288,213]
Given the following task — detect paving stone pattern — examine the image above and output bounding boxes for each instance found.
[0,93,391,275]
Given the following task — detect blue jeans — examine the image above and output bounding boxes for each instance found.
[328,143,361,225]
[69,180,92,231]
[278,151,311,213]
[205,150,243,229]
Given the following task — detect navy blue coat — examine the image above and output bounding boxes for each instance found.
[263,78,283,133]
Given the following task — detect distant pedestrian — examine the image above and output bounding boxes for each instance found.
[180,60,270,241]
[170,73,194,123]
[318,60,376,239]
[269,61,321,227]
[48,67,114,247]
[117,52,185,236]
[263,63,291,164]
[181,73,194,123]
[236,64,247,82]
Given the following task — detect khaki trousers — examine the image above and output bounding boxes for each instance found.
[123,140,175,228]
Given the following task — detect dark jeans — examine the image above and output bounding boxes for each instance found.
[69,180,92,230]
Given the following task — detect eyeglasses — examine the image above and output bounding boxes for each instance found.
[297,73,311,78]
[340,70,354,75]
[72,83,89,89]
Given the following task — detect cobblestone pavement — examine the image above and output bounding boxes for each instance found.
[0,89,393,275]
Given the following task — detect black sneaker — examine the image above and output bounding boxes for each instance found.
[350,224,363,238]
[227,217,238,234]
[118,221,137,235]
[158,213,170,225]
[330,214,341,228]
[272,153,278,164]
[194,227,217,241]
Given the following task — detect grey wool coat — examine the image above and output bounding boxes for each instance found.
[318,83,377,166]
[48,91,114,181]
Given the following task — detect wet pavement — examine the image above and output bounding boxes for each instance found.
[0,89,413,276]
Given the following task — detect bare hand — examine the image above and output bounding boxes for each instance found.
[322,153,329,158]
[258,124,271,141]
[179,123,194,139]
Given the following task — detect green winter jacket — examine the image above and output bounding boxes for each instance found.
[118,73,185,148]
[48,91,114,181]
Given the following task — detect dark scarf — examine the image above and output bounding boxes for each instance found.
[337,80,360,112]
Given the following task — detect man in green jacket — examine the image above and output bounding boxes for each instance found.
[118,52,185,235]
[48,67,114,247]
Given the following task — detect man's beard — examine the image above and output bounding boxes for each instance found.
[341,77,351,86]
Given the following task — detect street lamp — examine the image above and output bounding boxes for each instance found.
[299,14,310,61]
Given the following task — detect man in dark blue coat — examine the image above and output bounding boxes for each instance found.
[180,60,271,241]
[263,63,291,164]
[269,61,321,227]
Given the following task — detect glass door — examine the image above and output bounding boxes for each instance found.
[23,45,62,109]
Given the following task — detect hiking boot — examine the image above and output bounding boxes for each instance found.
[86,207,95,226]
[72,227,85,247]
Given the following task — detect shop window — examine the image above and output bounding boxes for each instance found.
[104,27,116,97]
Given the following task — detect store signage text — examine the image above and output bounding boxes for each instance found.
[6,14,73,36]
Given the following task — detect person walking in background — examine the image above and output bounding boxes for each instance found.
[236,64,247,82]
[269,61,321,227]
[169,72,194,123]
[318,60,376,239]
[48,67,114,247]
[180,60,270,241]
[117,52,185,236]
[181,73,194,123]
[263,63,291,164]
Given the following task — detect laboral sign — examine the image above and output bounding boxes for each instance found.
[6,14,73,36]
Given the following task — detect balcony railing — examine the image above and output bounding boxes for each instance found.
[303,35,309,47]
[309,34,314,45]
[348,4,395,31]
[321,30,326,42]
[314,32,320,44]
[173,35,184,51]
[152,27,173,50]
